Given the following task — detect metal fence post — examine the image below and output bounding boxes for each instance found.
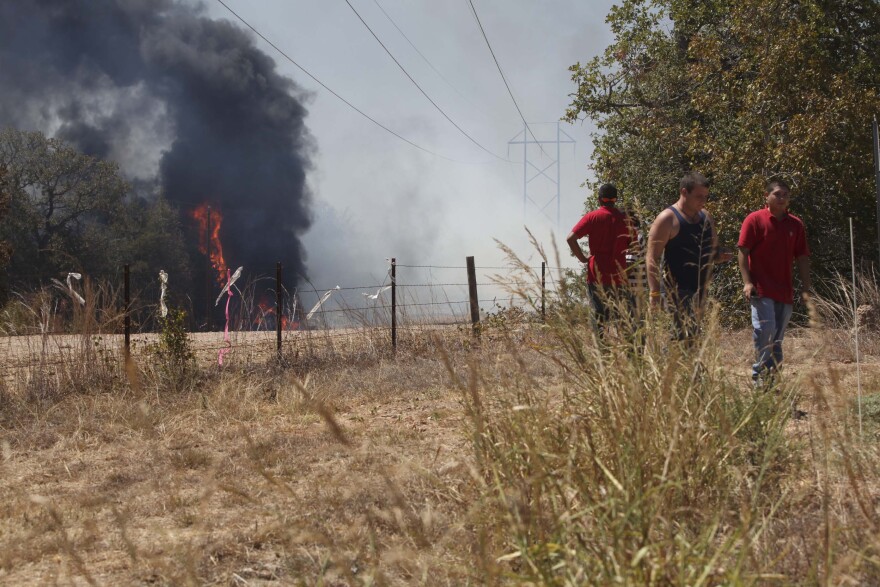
[466,256,480,337]
[541,261,546,322]
[205,205,213,331]
[124,264,130,359]
[873,116,880,265]
[276,261,282,359]
[391,258,397,352]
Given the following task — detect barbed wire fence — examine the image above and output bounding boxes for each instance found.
[0,257,576,375]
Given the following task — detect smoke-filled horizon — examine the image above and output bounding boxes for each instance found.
[0,0,314,290]
[1,0,622,325]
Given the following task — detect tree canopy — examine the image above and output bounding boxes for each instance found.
[0,128,190,304]
[566,0,880,309]
[0,165,11,270]
[0,128,127,277]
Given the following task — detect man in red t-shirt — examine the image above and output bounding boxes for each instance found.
[566,183,636,331]
[737,179,811,385]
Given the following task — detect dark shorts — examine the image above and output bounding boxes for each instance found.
[588,283,635,331]
[671,288,703,341]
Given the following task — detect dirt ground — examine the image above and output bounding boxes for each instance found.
[0,325,496,585]
[0,326,876,585]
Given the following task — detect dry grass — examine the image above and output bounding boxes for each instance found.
[0,270,879,585]
[0,328,554,585]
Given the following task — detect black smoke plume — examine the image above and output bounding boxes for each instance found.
[0,0,313,323]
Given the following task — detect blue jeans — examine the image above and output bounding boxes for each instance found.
[751,297,793,380]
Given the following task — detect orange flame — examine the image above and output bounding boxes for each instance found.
[255,297,297,330]
[190,203,228,284]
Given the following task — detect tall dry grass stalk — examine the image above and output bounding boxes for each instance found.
[445,241,880,584]
[809,269,880,361]
[2,263,880,584]
[0,280,125,410]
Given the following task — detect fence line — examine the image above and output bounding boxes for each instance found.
[0,323,485,373]
[394,264,569,270]
[1,256,564,372]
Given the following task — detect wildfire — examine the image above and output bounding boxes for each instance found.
[190,203,228,284]
[255,298,298,331]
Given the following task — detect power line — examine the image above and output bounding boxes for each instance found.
[343,0,514,164]
[371,0,510,125]
[214,0,477,164]
[466,0,548,158]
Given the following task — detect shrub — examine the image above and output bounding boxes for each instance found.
[150,307,195,389]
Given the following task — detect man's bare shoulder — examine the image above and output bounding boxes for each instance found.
[650,208,676,232]
[655,207,675,221]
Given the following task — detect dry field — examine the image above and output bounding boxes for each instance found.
[0,311,879,585]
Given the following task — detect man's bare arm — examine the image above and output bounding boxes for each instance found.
[738,247,756,299]
[646,211,673,296]
[566,231,589,264]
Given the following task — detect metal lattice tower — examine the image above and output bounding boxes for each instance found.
[508,121,576,226]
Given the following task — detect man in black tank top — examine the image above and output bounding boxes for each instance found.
[647,172,728,339]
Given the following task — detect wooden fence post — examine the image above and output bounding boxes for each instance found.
[391,258,397,353]
[124,264,130,359]
[466,256,480,337]
[276,261,282,359]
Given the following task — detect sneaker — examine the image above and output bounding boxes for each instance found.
[753,369,780,391]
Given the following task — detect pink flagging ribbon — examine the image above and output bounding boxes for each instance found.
[218,269,232,366]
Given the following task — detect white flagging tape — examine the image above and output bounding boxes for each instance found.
[51,272,85,305]
[215,266,243,306]
[218,267,243,366]
[362,285,391,300]
[307,286,340,320]
[159,270,168,318]
[66,272,85,305]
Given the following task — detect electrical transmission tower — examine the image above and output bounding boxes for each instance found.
[508,121,576,227]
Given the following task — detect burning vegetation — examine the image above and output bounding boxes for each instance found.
[190,203,228,286]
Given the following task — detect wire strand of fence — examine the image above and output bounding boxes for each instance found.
[1,296,534,337]
[395,282,506,288]
[293,284,390,293]
[394,263,568,270]
[309,297,531,314]
[0,317,527,372]
[1,262,552,373]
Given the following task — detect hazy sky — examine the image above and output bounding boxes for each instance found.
[202,0,618,298]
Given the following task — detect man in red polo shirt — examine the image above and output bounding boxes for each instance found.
[738,179,811,385]
[566,183,636,332]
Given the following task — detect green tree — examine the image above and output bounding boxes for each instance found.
[0,165,11,304]
[0,128,127,280]
[111,194,192,304]
[0,129,192,309]
[566,0,880,318]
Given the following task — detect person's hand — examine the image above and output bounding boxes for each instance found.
[649,292,662,309]
[801,290,811,303]
[743,282,757,300]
